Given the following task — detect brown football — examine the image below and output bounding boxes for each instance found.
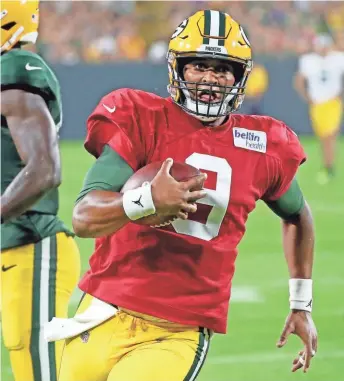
[121,161,202,227]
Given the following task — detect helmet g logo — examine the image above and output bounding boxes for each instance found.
[171,19,188,39]
[239,26,251,47]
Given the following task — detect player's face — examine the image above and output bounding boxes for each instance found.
[183,58,236,103]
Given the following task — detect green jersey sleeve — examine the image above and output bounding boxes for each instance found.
[75,145,134,204]
[1,49,62,128]
[265,178,305,220]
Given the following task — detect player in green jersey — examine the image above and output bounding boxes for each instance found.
[1,2,80,380]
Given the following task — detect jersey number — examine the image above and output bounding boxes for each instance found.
[171,153,232,241]
[320,69,329,83]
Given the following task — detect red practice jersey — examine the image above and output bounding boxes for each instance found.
[79,88,306,333]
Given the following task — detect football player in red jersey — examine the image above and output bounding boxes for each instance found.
[54,10,317,381]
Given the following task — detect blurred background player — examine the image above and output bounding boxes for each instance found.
[294,34,344,184]
[243,62,269,115]
[0,1,80,381]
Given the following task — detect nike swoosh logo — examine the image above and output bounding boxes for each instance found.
[103,104,116,113]
[25,63,42,71]
[2,264,17,272]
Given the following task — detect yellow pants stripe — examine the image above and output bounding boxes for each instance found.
[30,236,58,381]
[184,328,210,381]
[30,239,43,381]
[48,236,57,381]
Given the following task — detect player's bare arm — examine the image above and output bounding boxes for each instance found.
[294,73,311,104]
[279,201,317,373]
[1,88,61,221]
[266,180,317,373]
[73,150,207,238]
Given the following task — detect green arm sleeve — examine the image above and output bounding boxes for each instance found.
[265,178,305,220]
[75,145,134,204]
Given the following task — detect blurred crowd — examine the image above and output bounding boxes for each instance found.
[37,0,344,64]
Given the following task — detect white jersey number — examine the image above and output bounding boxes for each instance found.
[172,153,232,241]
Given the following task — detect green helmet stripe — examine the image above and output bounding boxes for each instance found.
[218,12,226,46]
[203,10,211,44]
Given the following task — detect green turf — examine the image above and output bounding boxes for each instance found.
[1,137,344,381]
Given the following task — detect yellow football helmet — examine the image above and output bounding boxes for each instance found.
[1,0,39,53]
[167,10,253,121]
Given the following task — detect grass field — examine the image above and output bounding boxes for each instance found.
[1,137,344,381]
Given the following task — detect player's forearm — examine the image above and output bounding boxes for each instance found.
[282,202,314,279]
[1,89,61,222]
[1,162,60,222]
[294,75,309,103]
[72,190,130,238]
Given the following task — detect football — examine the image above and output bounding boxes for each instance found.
[121,161,202,227]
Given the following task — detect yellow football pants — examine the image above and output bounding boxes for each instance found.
[59,294,211,381]
[310,97,343,138]
[1,233,80,381]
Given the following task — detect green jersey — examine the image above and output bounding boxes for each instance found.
[1,49,72,250]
